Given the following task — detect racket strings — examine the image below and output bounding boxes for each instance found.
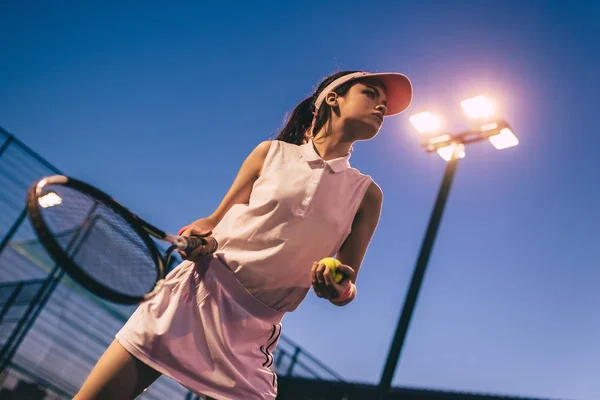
[39,185,159,297]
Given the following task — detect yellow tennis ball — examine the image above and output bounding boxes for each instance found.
[319,257,344,283]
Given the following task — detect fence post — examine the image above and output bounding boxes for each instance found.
[286,346,301,376]
[0,283,23,325]
[0,204,99,372]
[0,208,27,255]
[0,135,22,254]
[0,134,13,159]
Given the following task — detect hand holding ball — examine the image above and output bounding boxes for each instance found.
[319,257,344,283]
[312,257,356,301]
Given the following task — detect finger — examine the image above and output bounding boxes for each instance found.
[315,283,327,297]
[181,228,206,237]
[323,267,334,287]
[187,228,212,237]
[312,270,326,295]
[183,236,203,256]
[312,276,327,296]
[180,229,193,237]
[322,268,335,295]
[316,263,326,284]
[188,247,206,258]
[311,282,325,298]
[333,280,350,299]
[310,262,319,285]
[336,265,356,280]
[188,239,215,258]
[323,274,338,299]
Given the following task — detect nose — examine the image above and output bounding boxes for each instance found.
[376,104,387,115]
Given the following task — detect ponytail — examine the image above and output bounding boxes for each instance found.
[274,96,315,145]
[274,70,361,145]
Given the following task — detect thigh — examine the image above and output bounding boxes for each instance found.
[74,339,161,400]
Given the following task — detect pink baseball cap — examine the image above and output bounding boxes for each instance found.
[314,71,413,116]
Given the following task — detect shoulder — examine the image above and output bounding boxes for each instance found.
[360,180,383,213]
[254,140,273,155]
[255,139,301,155]
[266,140,306,161]
[253,140,301,176]
[248,140,274,163]
[340,167,380,201]
[243,141,273,177]
[345,164,372,178]
[273,139,302,152]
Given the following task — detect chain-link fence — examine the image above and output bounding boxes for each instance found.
[0,126,344,400]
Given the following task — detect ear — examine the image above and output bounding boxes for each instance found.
[325,92,338,107]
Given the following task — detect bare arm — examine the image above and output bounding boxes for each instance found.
[310,180,383,306]
[337,181,383,281]
[332,181,383,306]
[186,140,272,229]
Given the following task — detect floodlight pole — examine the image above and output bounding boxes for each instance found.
[377,153,460,399]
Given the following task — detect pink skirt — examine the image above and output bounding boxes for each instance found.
[115,255,284,400]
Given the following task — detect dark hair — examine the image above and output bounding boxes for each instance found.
[274,70,361,145]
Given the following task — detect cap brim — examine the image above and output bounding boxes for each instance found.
[367,73,413,116]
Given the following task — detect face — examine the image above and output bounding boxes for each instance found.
[329,79,388,141]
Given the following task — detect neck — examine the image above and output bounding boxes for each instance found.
[310,121,353,160]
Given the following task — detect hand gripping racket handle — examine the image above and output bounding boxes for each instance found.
[173,235,218,254]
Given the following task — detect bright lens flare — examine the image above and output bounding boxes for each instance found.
[437,143,465,161]
[409,112,442,134]
[461,96,495,119]
[489,128,519,150]
[38,192,62,208]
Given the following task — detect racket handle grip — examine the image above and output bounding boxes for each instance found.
[180,236,218,254]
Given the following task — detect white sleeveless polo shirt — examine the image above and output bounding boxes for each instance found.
[212,139,374,311]
[115,139,375,399]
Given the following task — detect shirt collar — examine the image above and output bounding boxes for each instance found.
[299,140,351,173]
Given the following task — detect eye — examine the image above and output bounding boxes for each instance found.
[363,89,376,99]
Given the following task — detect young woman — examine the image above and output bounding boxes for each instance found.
[74,70,412,400]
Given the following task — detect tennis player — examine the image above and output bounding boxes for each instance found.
[74,70,412,400]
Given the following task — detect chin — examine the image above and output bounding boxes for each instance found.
[361,131,380,141]
[347,120,381,141]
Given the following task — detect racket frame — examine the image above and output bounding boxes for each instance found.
[26,175,167,304]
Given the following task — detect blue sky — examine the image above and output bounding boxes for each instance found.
[2,1,600,399]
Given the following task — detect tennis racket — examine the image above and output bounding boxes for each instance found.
[26,174,218,304]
